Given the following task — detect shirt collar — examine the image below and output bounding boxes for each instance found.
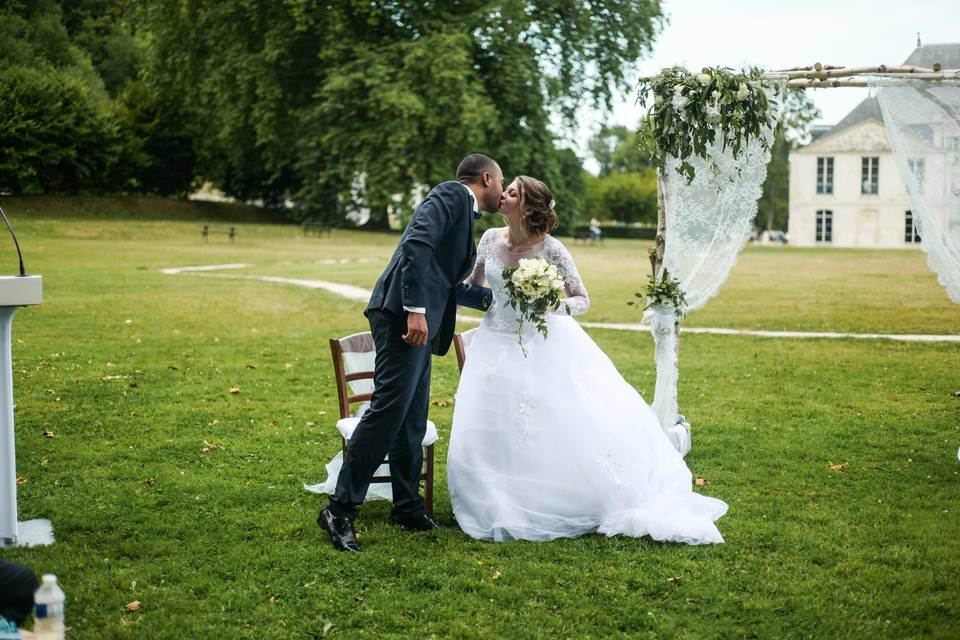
[461,183,480,218]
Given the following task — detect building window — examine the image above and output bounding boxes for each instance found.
[816,210,833,243]
[861,156,879,195]
[907,158,925,193]
[904,211,921,243]
[816,157,834,194]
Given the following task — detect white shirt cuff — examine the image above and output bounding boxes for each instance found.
[403,306,426,314]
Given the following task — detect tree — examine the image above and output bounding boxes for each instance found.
[134,0,665,225]
[585,169,657,224]
[757,89,820,231]
[589,125,653,177]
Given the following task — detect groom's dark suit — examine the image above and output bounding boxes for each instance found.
[330,181,493,518]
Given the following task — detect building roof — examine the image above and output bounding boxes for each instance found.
[823,96,884,138]
[903,42,960,70]
[815,42,960,142]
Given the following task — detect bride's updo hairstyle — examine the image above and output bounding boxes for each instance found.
[516,175,559,237]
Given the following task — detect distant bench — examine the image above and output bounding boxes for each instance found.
[201,224,237,242]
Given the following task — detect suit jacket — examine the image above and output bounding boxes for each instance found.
[366,181,493,356]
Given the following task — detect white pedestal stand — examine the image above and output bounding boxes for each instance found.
[0,275,51,547]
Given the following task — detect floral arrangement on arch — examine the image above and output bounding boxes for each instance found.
[629,269,687,318]
[638,66,781,183]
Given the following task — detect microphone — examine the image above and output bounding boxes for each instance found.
[0,198,27,277]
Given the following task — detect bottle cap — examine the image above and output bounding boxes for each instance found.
[42,574,57,585]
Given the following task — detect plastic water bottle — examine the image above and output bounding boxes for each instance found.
[33,574,65,640]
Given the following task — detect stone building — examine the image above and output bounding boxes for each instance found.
[787,42,959,247]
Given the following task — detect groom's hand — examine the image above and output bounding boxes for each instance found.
[402,312,429,347]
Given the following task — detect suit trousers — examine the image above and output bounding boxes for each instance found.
[329,310,431,519]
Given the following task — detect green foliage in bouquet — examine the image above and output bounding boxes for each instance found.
[638,66,780,183]
[502,256,570,357]
[629,268,687,317]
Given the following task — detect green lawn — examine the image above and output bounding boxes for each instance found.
[2,213,958,639]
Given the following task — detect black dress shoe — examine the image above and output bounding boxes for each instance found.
[390,511,444,531]
[317,507,362,552]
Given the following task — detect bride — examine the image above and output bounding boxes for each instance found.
[447,175,727,544]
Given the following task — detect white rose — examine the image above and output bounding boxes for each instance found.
[706,102,722,123]
[671,94,689,111]
[736,83,750,100]
[711,89,722,101]
[696,73,711,85]
[673,83,685,96]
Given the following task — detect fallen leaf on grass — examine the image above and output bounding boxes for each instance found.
[100,375,128,381]
[827,462,848,474]
[491,571,502,581]
[305,421,316,427]
[145,479,156,486]
[245,364,257,369]
[15,476,26,484]
[323,622,334,635]
[167,365,179,370]
[953,390,960,397]
[431,398,454,408]
[693,477,706,486]
[201,440,222,453]
[42,430,54,438]
[667,575,682,583]
[229,386,240,394]
[284,363,294,369]
[124,601,141,612]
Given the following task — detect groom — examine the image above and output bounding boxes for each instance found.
[318,153,501,552]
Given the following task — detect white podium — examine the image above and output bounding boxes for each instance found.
[0,275,50,547]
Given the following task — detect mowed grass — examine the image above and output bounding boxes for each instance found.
[1,213,958,639]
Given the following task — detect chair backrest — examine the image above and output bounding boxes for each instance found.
[453,328,478,373]
[330,331,376,419]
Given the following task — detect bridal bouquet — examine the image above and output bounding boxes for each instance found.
[501,256,569,356]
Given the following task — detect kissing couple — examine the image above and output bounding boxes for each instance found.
[314,153,726,552]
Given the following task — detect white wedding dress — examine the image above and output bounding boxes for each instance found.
[447,228,728,544]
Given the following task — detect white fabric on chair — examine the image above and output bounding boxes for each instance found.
[336,417,439,447]
[303,335,439,501]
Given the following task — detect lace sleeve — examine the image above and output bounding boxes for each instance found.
[544,236,590,316]
[464,228,494,286]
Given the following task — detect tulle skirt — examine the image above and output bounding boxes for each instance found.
[447,314,728,544]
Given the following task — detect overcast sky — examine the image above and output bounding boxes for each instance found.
[573,0,960,172]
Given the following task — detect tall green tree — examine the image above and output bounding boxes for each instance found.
[758,89,820,232]
[135,0,664,227]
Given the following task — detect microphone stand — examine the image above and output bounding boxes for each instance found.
[0,199,26,277]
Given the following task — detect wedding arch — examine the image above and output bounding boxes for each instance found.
[634,61,960,455]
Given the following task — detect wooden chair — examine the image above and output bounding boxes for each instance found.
[329,332,438,512]
[452,328,478,373]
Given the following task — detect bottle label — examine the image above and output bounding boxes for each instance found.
[35,602,65,619]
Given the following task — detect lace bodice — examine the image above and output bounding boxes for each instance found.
[465,228,589,333]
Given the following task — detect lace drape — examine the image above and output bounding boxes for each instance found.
[872,79,960,304]
[653,82,782,452]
